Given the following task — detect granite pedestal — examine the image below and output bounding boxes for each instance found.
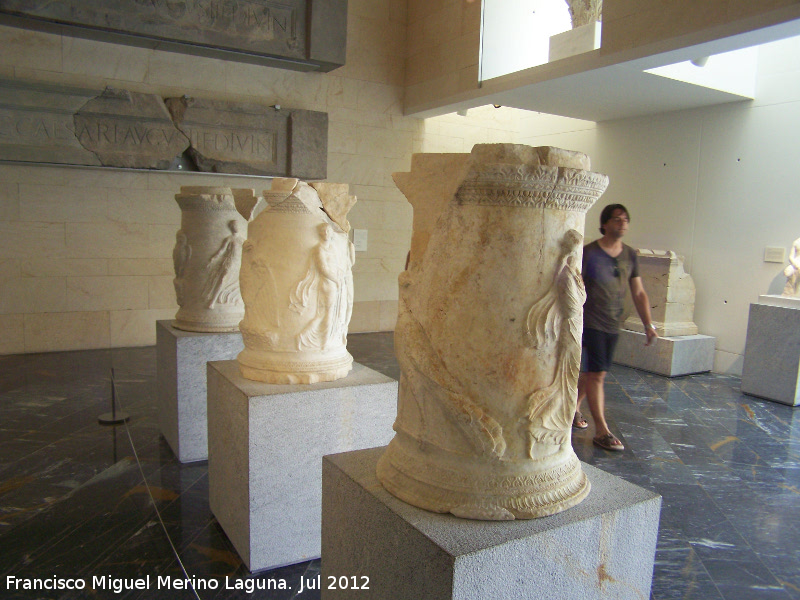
[156,320,244,463]
[321,447,661,600]
[742,302,800,406]
[613,330,715,377]
[207,360,398,572]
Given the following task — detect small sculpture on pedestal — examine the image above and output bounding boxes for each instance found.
[377,144,609,520]
[236,178,357,384]
[783,237,800,297]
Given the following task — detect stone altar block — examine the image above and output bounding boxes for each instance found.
[623,250,698,337]
[321,447,662,600]
[207,360,398,572]
[157,320,244,463]
[614,330,715,377]
[742,303,800,406]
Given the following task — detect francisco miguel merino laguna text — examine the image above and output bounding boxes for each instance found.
[6,575,289,593]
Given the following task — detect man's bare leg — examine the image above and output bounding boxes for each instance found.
[583,370,611,436]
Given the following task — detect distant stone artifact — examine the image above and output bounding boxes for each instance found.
[566,0,603,28]
[378,144,609,520]
[237,178,356,384]
[783,237,800,296]
[622,250,699,336]
[172,186,259,333]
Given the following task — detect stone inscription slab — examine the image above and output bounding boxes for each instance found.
[0,79,101,166]
[75,88,189,170]
[0,77,327,178]
[166,96,327,179]
[0,0,347,72]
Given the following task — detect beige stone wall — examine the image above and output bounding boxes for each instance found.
[0,1,524,354]
[405,0,482,116]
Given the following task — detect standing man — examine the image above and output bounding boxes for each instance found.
[574,204,657,451]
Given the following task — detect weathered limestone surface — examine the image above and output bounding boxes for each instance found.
[237,178,356,383]
[0,78,328,177]
[172,186,260,333]
[0,0,348,72]
[75,88,189,170]
[165,97,328,179]
[566,0,603,28]
[0,77,101,165]
[378,144,609,520]
[623,249,698,337]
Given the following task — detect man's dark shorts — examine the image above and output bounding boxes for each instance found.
[581,327,619,373]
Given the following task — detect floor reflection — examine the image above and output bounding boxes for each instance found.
[0,333,798,599]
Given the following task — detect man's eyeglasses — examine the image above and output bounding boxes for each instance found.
[612,258,620,278]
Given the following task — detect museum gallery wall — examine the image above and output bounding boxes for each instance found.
[1,2,800,377]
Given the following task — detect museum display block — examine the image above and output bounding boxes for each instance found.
[236,178,356,384]
[206,360,397,572]
[172,186,260,333]
[623,250,698,337]
[614,331,715,377]
[322,447,662,600]
[379,144,609,520]
[156,320,244,463]
[742,302,800,406]
[616,249,714,376]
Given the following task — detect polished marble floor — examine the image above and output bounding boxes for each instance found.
[0,332,798,600]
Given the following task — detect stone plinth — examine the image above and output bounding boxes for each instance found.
[322,447,662,600]
[623,250,698,337]
[156,320,244,463]
[758,294,800,309]
[742,303,800,406]
[614,331,715,377]
[207,360,397,572]
[549,21,602,62]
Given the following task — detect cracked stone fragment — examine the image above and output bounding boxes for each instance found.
[165,96,327,179]
[74,88,189,169]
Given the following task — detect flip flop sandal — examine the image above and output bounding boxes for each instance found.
[593,433,624,451]
[572,412,589,429]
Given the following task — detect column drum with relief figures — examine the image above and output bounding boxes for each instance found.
[172,186,259,332]
[236,178,356,384]
[377,144,609,520]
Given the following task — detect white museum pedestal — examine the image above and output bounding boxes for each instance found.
[207,360,398,572]
[156,320,244,463]
[321,447,661,600]
[742,301,800,406]
[614,330,715,377]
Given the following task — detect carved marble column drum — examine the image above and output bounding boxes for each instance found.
[172,186,259,332]
[237,178,357,384]
[377,144,609,520]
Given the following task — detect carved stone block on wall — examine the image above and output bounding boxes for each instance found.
[166,97,328,180]
[0,77,328,178]
[0,0,347,72]
[0,78,101,166]
[75,88,189,170]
